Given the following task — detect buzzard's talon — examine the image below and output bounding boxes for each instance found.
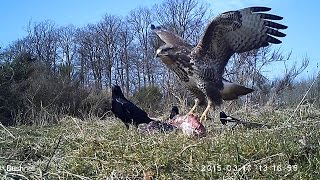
[188,105,197,115]
[199,102,213,123]
[187,99,199,115]
[200,113,207,122]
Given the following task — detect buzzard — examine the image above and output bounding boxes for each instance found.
[151,7,287,122]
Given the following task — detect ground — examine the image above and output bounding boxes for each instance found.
[0,106,319,179]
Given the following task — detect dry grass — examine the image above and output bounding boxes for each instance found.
[0,106,319,179]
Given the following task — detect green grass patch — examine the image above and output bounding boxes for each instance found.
[0,108,319,179]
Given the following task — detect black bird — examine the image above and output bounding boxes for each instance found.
[111,85,153,129]
[169,106,179,119]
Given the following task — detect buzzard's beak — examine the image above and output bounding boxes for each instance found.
[155,49,162,58]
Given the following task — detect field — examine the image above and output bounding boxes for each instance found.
[1,106,319,179]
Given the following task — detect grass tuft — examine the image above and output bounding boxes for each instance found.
[0,108,319,179]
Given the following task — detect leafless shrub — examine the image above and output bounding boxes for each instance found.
[79,89,112,120]
[267,56,309,106]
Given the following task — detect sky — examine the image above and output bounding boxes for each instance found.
[0,0,319,80]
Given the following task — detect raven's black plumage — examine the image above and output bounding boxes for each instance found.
[169,106,179,119]
[111,85,153,129]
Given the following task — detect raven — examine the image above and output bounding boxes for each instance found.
[111,85,153,129]
[169,106,179,119]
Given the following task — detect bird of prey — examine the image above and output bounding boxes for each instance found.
[151,7,287,122]
[111,85,153,129]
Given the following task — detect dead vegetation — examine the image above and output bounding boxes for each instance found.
[0,105,319,179]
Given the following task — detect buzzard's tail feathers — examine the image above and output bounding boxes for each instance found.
[220,80,254,100]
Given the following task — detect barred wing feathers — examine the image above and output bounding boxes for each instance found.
[194,7,287,76]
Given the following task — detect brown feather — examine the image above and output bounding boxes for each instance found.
[151,24,192,47]
[193,6,287,80]
[152,6,286,109]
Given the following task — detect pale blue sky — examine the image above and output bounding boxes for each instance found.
[0,0,319,79]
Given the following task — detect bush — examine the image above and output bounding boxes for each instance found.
[79,90,112,119]
[0,52,96,126]
[0,53,34,125]
[132,86,163,113]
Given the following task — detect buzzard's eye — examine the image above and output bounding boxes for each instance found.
[163,47,173,52]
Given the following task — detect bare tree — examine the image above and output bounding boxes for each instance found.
[128,7,155,88]
[76,25,103,89]
[2,38,32,63]
[96,14,121,88]
[117,20,135,95]
[27,21,59,72]
[224,45,309,106]
[152,0,209,44]
[57,25,78,81]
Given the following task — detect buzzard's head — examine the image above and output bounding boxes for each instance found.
[155,44,191,66]
[151,24,192,66]
[156,44,176,57]
[155,44,178,65]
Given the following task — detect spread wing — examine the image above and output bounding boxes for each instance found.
[193,7,287,77]
[151,24,192,47]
